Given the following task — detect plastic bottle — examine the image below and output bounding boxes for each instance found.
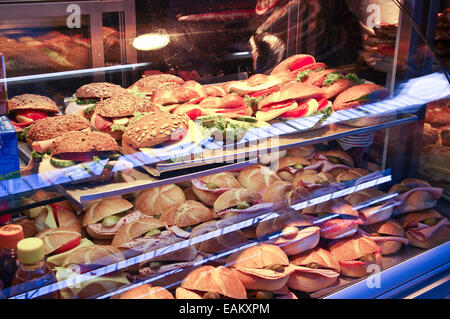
[11,238,59,299]
[0,224,24,288]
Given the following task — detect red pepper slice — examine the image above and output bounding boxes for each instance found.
[317,97,329,110]
[16,110,48,121]
[185,108,202,120]
[50,236,81,255]
[249,86,278,98]
[289,56,315,72]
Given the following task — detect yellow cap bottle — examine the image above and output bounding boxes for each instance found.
[17,238,45,265]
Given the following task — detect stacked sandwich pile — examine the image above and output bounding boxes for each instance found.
[14,144,448,299]
[420,98,450,197]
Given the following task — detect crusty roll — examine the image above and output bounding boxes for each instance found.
[237,165,281,191]
[292,170,336,187]
[8,94,60,114]
[189,219,250,254]
[62,245,124,268]
[286,145,315,159]
[333,83,390,111]
[160,200,216,227]
[36,227,82,255]
[272,156,311,182]
[120,284,174,299]
[226,244,293,291]
[213,188,265,219]
[191,172,241,206]
[82,198,133,227]
[181,265,247,299]
[328,235,382,278]
[175,287,204,299]
[35,207,81,233]
[270,54,316,75]
[135,184,186,216]
[111,217,164,247]
[255,212,320,256]
[336,168,370,182]
[363,219,408,255]
[401,209,450,249]
[345,188,393,225]
[287,248,340,292]
[128,74,184,96]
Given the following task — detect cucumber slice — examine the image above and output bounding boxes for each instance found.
[50,157,76,168]
[102,215,121,227]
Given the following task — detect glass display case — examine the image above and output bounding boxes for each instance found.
[0,0,449,300]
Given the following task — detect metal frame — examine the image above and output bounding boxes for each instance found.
[0,0,137,81]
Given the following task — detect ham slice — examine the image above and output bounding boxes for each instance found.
[359,229,409,245]
[407,218,450,242]
[217,202,274,218]
[304,160,350,173]
[290,264,340,279]
[119,229,185,251]
[394,187,443,214]
[87,211,145,235]
[191,178,233,194]
[316,218,363,239]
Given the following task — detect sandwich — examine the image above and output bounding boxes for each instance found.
[22,190,75,219]
[176,265,247,299]
[111,217,196,262]
[35,205,81,234]
[159,200,217,230]
[120,284,174,299]
[272,156,312,182]
[38,131,126,183]
[247,285,299,299]
[316,150,355,168]
[90,93,160,140]
[345,188,394,225]
[7,94,60,131]
[25,114,90,155]
[128,74,184,97]
[287,248,340,292]
[55,245,129,299]
[255,212,320,256]
[151,80,206,111]
[226,244,294,291]
[328,235,382,278]
[302,199,363,239]
[261,181,310,210]
[191,172,241,206]
[400,209,449,249]
[292,170,336,189]
[305,69,364,99]
[121,112,190,154]
[213,188,274,219]
[189,219,251,255]
[332,83,390,111]
[129,74,185,96]
[134,184,186,217]
[66,82,128,119]
[361,219,408,255]
[237,164,281,191]
[178,94,251,119]
[255,82,330,122]
[82,197,146,240]
[388,178,443,215]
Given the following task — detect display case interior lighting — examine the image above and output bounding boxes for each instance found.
[132,33,170,51]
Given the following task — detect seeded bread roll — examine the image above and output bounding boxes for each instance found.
[50,131,120,156]
[7,94,60,113]
[94,93,159,118]
[121,112,189,153]
[75,82,128,99]
[128,74,185,95]
[26,114,90,145]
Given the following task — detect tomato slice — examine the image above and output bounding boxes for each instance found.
[16,110,48,120]
[185,108,202,120]
[94,114,113,130]
[186,97,204,105]
[216,106,248,115]
[249,86,279,98]
[289,56,315,72]
[260,100,295,113]
[280,103,308,118]
[10,119,35,128]
[51,236,81,255]
[317,97,329,110]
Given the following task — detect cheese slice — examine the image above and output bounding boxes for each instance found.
[255,102,298,122]
[55,265,129,299]
[228,79,281,95]
[304,99,319,117]
[44,205,58,229]
[47,238,94,267]
[112,117,129,126]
